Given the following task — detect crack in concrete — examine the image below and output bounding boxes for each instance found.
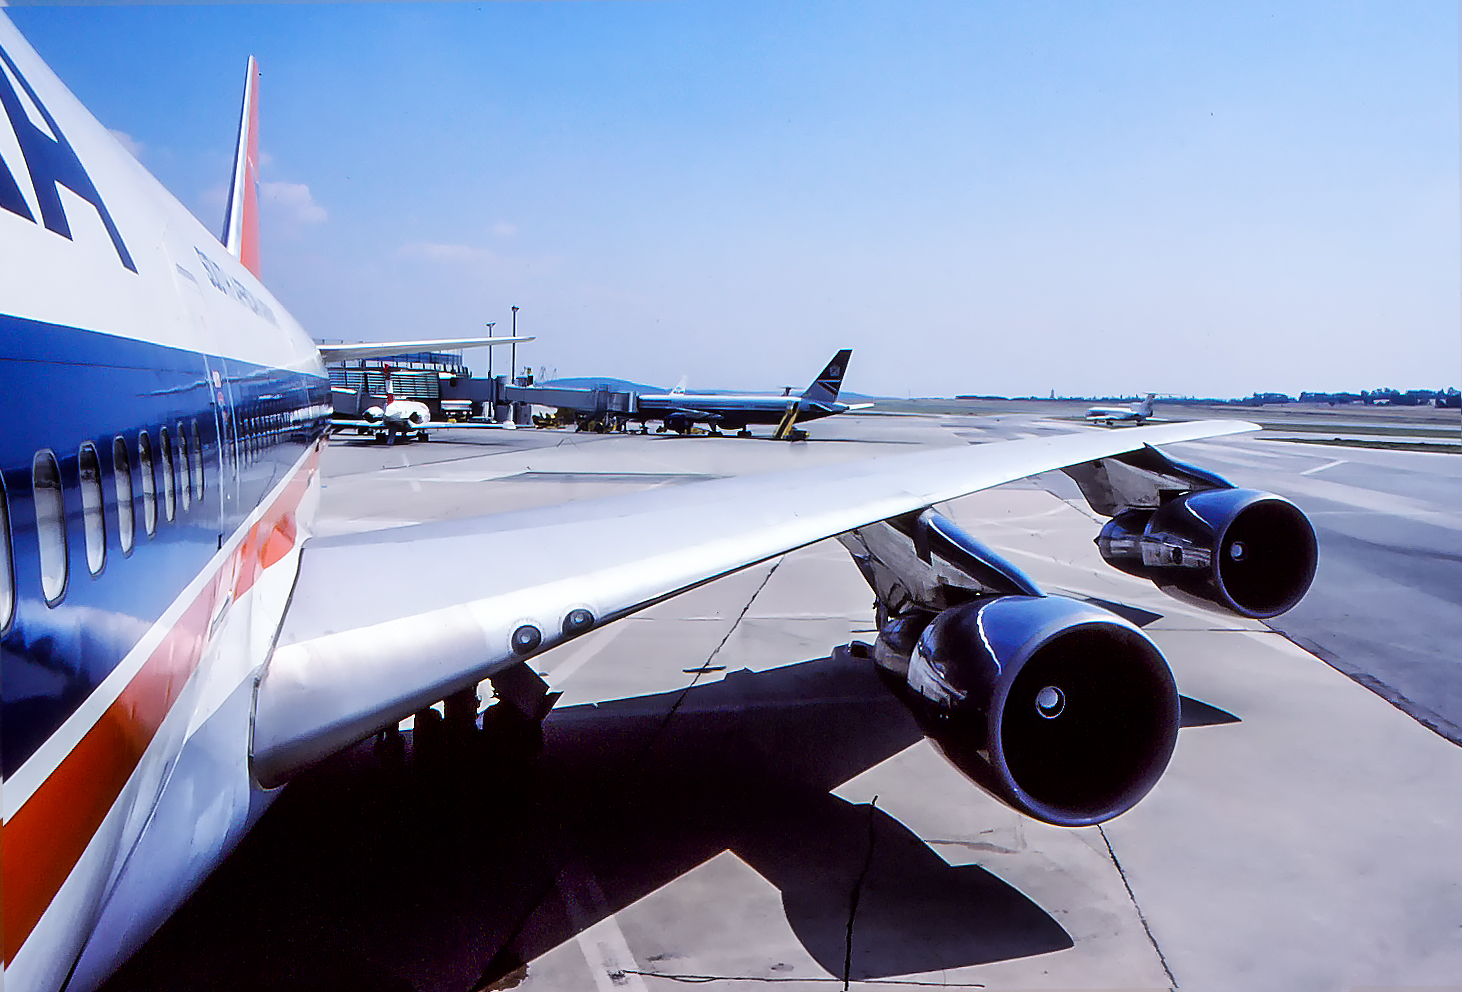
[625,559,784,778]
[843,795,880,990]
[474,562,784,987]
[1099,824,1177,990]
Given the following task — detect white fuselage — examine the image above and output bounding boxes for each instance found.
[1,16,329,991]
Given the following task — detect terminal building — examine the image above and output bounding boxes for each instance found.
[327,350,490,421]
[326,350,636,428]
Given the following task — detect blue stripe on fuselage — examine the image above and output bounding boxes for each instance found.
[1,314,329,778]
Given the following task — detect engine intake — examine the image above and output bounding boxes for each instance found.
[1097,489,1317,619]
[876,595,1179,827]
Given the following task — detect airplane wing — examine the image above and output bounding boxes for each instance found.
[252,418,1253,786]
[318,336,534,362]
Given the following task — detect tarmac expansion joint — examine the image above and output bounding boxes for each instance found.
[842,795,881,990]
[1099,824,1178,990]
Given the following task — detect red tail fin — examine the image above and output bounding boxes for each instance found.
[221,56,260,278]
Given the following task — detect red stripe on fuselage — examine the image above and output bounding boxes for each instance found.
[2,447,318,965]
[239,61,261,279]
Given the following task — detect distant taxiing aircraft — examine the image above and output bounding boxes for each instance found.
[0,17,1317,992]
[634,349,872,438]
[1086,393,1157,426]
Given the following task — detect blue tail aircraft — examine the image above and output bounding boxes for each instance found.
[634,349,871,438]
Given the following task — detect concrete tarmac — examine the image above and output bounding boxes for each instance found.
[101,414,1462,992]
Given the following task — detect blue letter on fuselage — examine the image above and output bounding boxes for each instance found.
[0,43,137,273]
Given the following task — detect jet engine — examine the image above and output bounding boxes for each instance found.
[1096,489,1317,619]
[873,595,1179,827]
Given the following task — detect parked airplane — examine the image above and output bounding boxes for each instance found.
[0,19,1318,992]
[634,349,872,438]
[1086,393,1157,426]
[330,361,533,443]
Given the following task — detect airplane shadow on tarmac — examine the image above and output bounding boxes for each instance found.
[103,648,1235,992]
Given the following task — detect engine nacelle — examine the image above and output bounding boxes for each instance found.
[875,595,1179,827]
[1097,488,1317,619]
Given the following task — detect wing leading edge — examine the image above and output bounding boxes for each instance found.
[252,419,1254,786]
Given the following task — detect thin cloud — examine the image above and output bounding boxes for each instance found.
[397,241,497,263]
[261,181,327,225]
[109,129,144,159]
[491,221,517,238]
[395,241,564,282]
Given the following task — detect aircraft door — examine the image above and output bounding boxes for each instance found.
[171,257,240,536]
[200,355,242,532]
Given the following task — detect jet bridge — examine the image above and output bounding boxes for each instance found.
[499,383,638,430]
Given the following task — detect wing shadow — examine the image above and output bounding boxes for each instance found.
[103,652,1071,992]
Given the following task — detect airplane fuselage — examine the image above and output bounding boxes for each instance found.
[1085,407,1147,425]
[634,392,851,431]
[1,20,328,990]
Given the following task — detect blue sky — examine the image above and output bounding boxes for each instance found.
[9,1,1458,398]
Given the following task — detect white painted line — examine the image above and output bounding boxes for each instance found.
[1300,458,1347,476]
[545,623,629,688]
[559,867,650,992]
[395,452,423,492]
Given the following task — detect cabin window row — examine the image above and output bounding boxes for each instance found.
[238,409,298,466]
[0,421,205,619]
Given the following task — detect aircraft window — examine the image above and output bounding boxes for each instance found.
[176,422,191,512]
[0,476,12,631]
[189,420,204,500]
[138,432,158,535]
[112,436,134,554]
[32,450,67,604]
[159,426,176,521]
[78,443,106,575]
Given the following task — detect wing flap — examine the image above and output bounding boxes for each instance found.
[252,419,1254,786]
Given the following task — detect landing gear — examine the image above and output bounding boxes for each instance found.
[373,724,406,762]
[481,663,561,762]
[443,686,480,746]
[737,429,753,438]
[411,705,446,762]
[394,665,561,776]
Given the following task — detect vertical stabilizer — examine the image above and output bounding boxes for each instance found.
[801,349,852,404]
[221,56,261,278]
[1139,393,1156,417]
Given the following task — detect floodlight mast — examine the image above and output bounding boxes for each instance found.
[511,306,520,385]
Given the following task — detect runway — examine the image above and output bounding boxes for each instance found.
[101,413,1462,992]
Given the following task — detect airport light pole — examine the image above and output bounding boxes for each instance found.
[511,306,520,386]
[485,322,495,381]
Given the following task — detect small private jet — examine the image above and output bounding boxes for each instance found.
[1086,393,1157,426]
